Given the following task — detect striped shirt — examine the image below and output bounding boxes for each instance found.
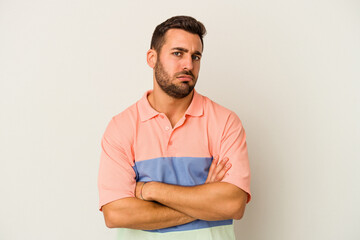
[98,90,251,240]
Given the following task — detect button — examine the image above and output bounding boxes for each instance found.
[165,126,170,131]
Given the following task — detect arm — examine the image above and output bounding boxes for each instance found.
[102,197,195,230]
[138,181,248,221]
[102,155,231,229]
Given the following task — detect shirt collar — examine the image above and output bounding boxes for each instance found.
[138,90,204,122]
[185,90,204,117]
[138,90,159,122]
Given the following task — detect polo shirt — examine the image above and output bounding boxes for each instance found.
[98,90,251,240]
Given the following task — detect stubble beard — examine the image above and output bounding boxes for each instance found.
[154,60,196,99]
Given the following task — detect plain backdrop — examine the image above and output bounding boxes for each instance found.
[1,0,359,239]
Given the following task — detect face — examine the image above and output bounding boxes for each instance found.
[153,29,202,99]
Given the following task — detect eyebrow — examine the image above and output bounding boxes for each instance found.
[171,47,202,56]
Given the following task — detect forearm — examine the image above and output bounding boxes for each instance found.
[102,197,196,230]
[142,182,247,221]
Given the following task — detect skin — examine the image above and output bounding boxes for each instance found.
[102,29,248,229]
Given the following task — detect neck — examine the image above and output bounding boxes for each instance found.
[148,85,194,127]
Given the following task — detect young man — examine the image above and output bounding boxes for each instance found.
[98,16,251,240]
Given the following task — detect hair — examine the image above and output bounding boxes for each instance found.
[150,16,207,53]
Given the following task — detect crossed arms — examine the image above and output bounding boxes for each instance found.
[102,155,248,230]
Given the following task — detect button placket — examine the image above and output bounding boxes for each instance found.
[160,115,172,154]
[166,126,177,156]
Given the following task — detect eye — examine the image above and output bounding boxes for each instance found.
[192,55,201,61]
[173,52,182,57]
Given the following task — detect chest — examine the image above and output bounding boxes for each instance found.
[132,115,221,186]
[134,115,218,160]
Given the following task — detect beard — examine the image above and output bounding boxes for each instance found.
[154,59,197,99]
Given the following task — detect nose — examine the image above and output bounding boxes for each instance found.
[182,55,193,71]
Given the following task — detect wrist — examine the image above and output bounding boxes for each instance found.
[140,182,148,200]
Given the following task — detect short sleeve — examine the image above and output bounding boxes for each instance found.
[219,112,251,203]
[98,117,136,211]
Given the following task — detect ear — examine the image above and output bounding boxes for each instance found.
[147,49,157,69]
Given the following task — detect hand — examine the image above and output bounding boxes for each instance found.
[205,155,231,183]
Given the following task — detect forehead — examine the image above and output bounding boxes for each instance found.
[162,29,203,53]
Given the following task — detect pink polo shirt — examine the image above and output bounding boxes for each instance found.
[98,90,251,235]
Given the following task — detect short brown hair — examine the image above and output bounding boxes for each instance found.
[150,16,207,53]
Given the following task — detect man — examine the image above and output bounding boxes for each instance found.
[98,16,251,240]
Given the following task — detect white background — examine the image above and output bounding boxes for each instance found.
[1,0,359,239]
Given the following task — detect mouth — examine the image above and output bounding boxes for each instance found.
[177,75,193,82]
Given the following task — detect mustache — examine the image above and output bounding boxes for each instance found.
[175,70,195,78]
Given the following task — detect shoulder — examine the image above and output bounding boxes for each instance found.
[111,102,139,129]
[201,94,243,127]
[103,102,139,144]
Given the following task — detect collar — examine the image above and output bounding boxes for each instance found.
[184,90,204,117]
[138,90,204,122]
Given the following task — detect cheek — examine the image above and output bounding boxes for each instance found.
[166,61,179,73]
[193,63,201,74]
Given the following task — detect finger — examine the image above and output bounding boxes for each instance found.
[205,155,219,183]
[208,155,219,176]
[205,155,218,183]
[211,157,229,182]
[214,162,231,181]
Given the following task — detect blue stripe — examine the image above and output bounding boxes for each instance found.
[132,157,233,233]
[133,156,212,185]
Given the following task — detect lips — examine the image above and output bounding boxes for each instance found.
[177,75,193,81]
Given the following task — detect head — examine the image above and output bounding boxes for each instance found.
[147,16,207,99]
[150,16,206,54]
